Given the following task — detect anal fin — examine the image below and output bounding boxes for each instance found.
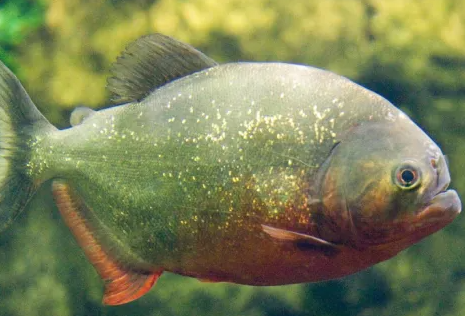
[52,180,162,305]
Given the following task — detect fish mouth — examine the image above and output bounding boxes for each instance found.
[418,189,461,222]
[364,189,460,255]
[417,154,461,221]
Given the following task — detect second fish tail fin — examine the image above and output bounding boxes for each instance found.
[0,60,56,232]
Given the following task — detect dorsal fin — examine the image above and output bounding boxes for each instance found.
[107,33,218,103]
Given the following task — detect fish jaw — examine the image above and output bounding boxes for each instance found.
[395,165,462,247]
[358,189,461,257]
[415,189,461,230]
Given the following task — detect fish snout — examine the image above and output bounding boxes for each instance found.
[418,154,460,220]
[420,189,461,222]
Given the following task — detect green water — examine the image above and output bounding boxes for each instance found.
[0,0,464,315]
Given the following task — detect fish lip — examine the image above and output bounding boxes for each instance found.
[418,189,462,221]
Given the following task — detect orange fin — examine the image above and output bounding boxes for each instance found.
[103,271,161,305]
[261,224,340,256]
[52,180,163,305]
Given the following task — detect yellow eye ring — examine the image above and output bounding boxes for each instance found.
[394,164,421,190]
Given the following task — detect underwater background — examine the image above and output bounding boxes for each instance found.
[0,0,464,315]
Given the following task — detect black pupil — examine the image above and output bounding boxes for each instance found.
[401,169,415,185]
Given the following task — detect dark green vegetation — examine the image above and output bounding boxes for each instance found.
[0,0,464,315]
[0,0,45,69]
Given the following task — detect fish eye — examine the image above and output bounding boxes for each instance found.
[394,163,421,190]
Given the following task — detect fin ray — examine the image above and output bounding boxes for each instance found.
[52,180,162,305]
[261,224,340,256]
[0,61,55,232]
[107,33,218,103]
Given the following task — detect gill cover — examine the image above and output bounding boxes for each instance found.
[318,121,448,247]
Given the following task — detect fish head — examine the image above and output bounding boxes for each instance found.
[317,118,461,252]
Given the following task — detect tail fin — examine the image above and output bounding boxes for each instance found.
[0,60,55,232]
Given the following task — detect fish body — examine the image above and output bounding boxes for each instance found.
[0,34,460,305]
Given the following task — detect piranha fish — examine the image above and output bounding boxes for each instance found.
[0,34,461,305]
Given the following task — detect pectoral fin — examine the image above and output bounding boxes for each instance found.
[52,180,162,305]
[261,224,340,256]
